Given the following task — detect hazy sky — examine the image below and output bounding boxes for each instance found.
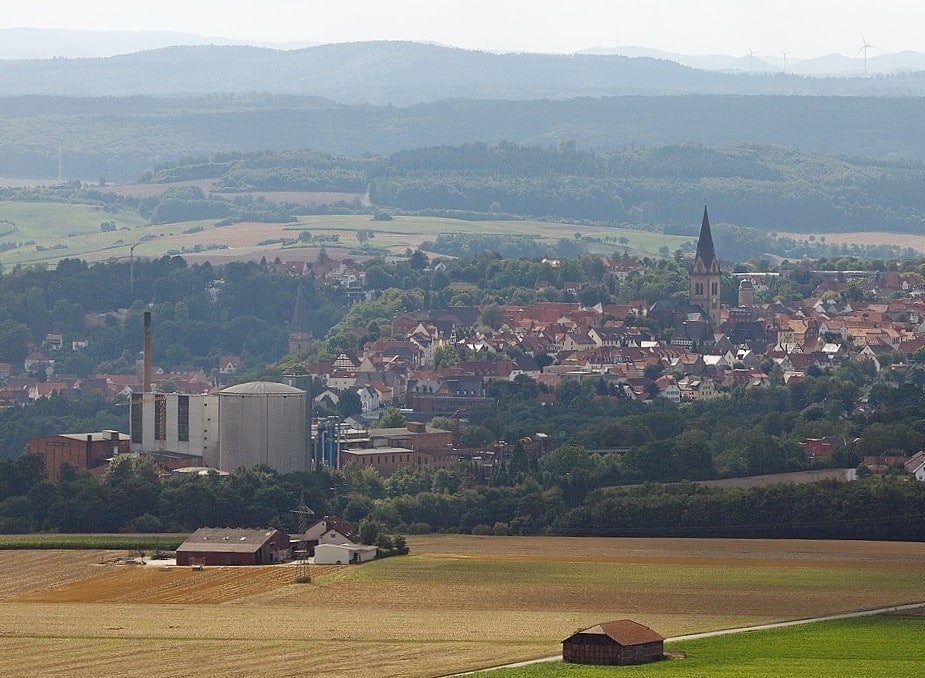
[2,0,922,58]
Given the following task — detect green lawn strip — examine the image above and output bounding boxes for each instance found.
[472,616,925,677]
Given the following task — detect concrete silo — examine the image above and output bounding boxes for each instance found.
[218,381,307,473]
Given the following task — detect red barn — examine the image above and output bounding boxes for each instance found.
[562,619,664,666]
[176,528,291,566]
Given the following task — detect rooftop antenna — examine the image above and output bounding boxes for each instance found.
[781,49,791,73]
[857,33,877,76]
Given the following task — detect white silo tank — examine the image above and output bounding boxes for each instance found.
[218,381,307,473]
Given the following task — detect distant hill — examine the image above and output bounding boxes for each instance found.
[0,28,318,59]
[2,41,925,104]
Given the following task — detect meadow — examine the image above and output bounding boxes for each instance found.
[475,616,925,677]
[0,536,923,677]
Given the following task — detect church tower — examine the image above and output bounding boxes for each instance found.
[689,206,721,320]
[288,283,313,355]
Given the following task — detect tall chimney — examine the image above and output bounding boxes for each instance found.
[143,311,152,394]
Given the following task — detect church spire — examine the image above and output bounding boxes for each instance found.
[689,205,721,321]
[694,205,716,271]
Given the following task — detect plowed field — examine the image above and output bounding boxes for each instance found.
[1,536,923,677]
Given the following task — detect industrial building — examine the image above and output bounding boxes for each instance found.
[130,392,219,466]
[130,381,308,473]
[218,381,308,473]
[26,430,130,482]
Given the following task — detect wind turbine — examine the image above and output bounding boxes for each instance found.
[857,34,877,75]
[747,48,755,74]
[781,49,791,73]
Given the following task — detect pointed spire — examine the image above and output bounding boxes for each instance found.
[694,205,716,270]
[291,283,310,332]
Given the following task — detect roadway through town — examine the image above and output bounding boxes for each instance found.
[441,602,925,677]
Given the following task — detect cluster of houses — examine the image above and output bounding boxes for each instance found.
[174,516,377,567]
[10,209,925,480]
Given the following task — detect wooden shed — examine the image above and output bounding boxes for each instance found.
[562,619,664,666]
[176,527,291,566]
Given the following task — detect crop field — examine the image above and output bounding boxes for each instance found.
[778,230,925,253]
[0,536,923,677]
[0,196,692,267]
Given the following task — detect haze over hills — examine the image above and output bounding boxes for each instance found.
[0,28,319,59]
[3,28,924,78]
[1,37,925,104]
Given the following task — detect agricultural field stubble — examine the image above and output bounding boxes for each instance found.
[0,536,923,677]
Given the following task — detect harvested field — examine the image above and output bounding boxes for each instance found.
[0,550,122,599]
[14,563,340,604]
[779,231,925,253]
[1,536,923,677]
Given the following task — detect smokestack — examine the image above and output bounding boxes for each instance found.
[143,311,152,394]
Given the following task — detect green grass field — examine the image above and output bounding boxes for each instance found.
[0,200,692,267]
[478,616,925,677]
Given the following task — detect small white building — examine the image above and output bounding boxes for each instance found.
[314,542,378,565]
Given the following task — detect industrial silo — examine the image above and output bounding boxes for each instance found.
[218,381,307,473]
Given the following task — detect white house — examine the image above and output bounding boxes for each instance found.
[314,542,378,565]
[357,385,380,414]
[304,516,358,547]
[905,451,925,482]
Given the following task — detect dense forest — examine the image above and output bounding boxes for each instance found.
[5,94,925,181]
[7,142,925,250]
[2,405,924,541]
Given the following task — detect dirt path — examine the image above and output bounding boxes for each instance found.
[445,602,925,676]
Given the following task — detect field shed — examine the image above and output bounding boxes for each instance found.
[562,619,664,666]
[314,542,378,565]
[176,527,291,566]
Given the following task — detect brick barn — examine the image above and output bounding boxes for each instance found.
[175,527,291,566]
[562,619,664,666]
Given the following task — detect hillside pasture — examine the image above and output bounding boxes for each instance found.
[0,536,923,677]
[0,207,690,267]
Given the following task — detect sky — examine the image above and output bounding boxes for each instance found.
[2,0,923,58]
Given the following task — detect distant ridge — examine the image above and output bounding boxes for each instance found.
[1,40,925,104]
[2,28,923,79]
[0,28,319,59]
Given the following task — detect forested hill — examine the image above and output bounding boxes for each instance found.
[6,95,925,181]
[134,142,925,237]
[2,42,925,103]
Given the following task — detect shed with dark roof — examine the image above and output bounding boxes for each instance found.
[562,619,664,665]
[175,527,291,566]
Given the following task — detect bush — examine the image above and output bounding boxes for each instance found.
[406,522,432,534]
[127,513,165,534]
[492,522,510,536]
[471,523,493,535]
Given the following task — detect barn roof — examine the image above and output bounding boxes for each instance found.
[176,527,283,554]
[565,620,664,646]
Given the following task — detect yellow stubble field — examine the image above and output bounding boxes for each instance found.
[1,536,924,677]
